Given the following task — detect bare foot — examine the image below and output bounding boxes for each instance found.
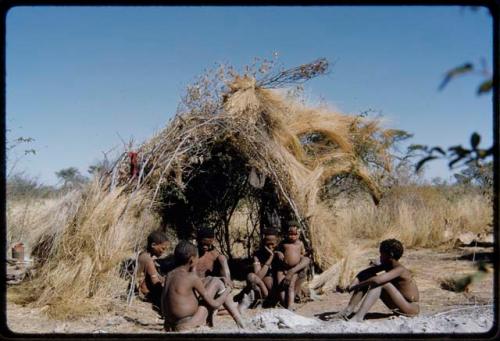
[331,309,352,321]
[349,314,364,323]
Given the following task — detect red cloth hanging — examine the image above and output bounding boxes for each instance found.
[128,152,139,178]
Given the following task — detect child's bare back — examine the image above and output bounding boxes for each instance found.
[161,240,244,331]
[163,268,201,324]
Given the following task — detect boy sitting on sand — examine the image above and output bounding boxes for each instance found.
[334,238,419,322]
[137,231,169,311]
[195,227,233,288]
[239,228,281,311]
[275,221,310,309]
[161,241,245,331]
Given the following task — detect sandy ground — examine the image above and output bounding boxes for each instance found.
[6,245,495,335]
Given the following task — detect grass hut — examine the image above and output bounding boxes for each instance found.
[10,59,393,318]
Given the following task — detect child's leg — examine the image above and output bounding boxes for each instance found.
[379,283,419,317]
[201,277,225,327]
[293,270,307,302]
[207,277,245,328]
[286,274,298,309]
[247,273,269,298]
[174,306,209,331]
[276,270,286,306]
[350,282,419,322]
[333,278,367,319]
[223,294,246,328]
[350,285,382,322]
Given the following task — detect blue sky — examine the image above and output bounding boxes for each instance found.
[6,6,493,185]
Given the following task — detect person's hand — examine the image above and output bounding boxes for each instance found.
[264,246,274,262]
[369,259,380,266]
[221,277,234,289]
[264,246,274,256]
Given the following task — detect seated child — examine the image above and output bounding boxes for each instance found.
[239,228,281,312]
[275,221,310,309]
[335,238,420,322]
[161,241,245,331]
[195,227,233,288]
[137,231,169,311]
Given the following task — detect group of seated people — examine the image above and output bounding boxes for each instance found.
[136,221,419,331]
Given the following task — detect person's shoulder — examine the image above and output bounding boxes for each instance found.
[398,264,411,274]
[391,263,408,274]
[138,251,152,263]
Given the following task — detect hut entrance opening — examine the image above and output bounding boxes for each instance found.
[158,142,294,264]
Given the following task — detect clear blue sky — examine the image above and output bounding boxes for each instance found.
[6,6,493,185]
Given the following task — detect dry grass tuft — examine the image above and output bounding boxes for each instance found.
[8,179,162,318]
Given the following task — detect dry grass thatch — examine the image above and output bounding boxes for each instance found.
[10,58,394,317]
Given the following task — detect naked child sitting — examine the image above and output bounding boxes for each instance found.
[161,241,245,331]
[239,228,281,312]
[335,238,420,322]
[195,227,233,288]
[137,231,169,311]
[275,221,310,309]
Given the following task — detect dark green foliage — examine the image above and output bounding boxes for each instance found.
[412,132,493,172]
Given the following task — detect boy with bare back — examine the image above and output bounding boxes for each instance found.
[334,238,419,322]
[195,227,233,288]
[275,221,310,309]
[161,241,245,331]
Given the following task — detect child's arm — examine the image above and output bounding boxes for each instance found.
[349,266,404,292]
[193,276,230,309]
[283,256,310,283]
[253,248,274,279]
[217,254,233,288]
[145,256,164,286]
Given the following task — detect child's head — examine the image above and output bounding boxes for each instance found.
[284,220,300,242]
[197,227,215,252]
[262,228,279,251]
[379,239,404,264]
[174,240,198,266]
[147,231,169,257]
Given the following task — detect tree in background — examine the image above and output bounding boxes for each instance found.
[55,167,88,189]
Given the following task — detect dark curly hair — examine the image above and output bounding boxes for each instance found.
[379,239,404,260]
[174,240,198,265]
[197,227,215,239]
[146,231,168,252]
[262,228,280,237]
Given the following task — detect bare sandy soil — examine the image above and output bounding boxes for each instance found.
[6,245,495,335]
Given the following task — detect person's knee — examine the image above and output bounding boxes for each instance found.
[199,305,209,316]
[247,273,257,283]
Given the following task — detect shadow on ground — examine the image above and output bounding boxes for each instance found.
[315,311,393,321]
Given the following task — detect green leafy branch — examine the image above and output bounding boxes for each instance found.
[413,132,493,172]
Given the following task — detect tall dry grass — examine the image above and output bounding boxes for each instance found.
[307,185,492,290]
[7,179,162,319]
[333,186,491,249]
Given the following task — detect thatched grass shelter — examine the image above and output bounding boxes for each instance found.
[11,59,395,318]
